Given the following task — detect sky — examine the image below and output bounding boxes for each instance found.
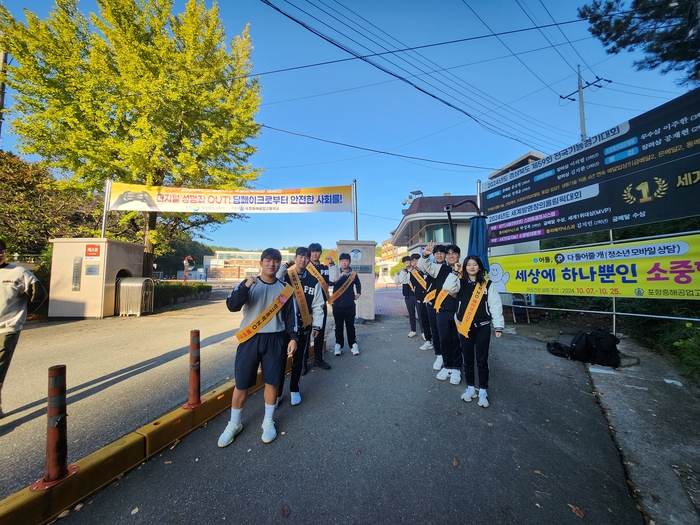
[1,0,693,251]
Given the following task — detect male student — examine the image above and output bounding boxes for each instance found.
[394,255,420,338]
[276,247,324,406]
[329,253,362,356]
[418,241,463,386]
[218,248,298,447]
[306,243,333,371]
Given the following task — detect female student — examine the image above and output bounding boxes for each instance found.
[444,255,504,408]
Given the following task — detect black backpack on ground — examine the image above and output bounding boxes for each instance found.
[546,341,571,359]
[569,331,593,363]
[589,330,621,368]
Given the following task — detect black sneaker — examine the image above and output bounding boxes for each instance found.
[314,359,331,370]
[301,362,308,376]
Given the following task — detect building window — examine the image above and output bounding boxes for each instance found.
[419,224,450,243]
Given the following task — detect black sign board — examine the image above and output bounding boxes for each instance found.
[483,88,700,246]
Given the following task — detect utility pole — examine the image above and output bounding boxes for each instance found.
[0,50,8,140]
[560,66,609,142]
[578,65,587,141]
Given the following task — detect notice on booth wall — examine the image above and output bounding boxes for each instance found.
[72,257,82,291]
[84,244,101,261]
[85,265,99,276]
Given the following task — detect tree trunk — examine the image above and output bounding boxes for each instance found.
[142,211,158,278]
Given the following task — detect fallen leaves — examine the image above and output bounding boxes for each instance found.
[534,470,548,478]
[568,504,583,518]
[131,507,139,515]
[453,457,459,467]
[280,505,291,518]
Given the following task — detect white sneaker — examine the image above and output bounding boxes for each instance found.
[432,355,443,370]
[421,333,427,341]
[478,389,490,408]
[419,341,433,351]
[436,368,451,381]
[334,343,342,356]
[218,421,243,448]
[450,369,461,385]
[407,331,418,338]
[461,386,477,402]
[290,392,301,406]
[261,419,277,443]
[351,343,360,356]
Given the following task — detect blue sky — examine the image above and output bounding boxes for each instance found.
[1,0,691,251]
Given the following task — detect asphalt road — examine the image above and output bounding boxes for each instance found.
[2,289,699,525]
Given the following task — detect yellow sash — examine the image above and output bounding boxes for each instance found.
[410,269,427,290]
[236,284,294,343]
[330,271,356,304]
[434,289,450,312]
[307,262,330,302]
[288,267,312,328]
[424,289,436,303]
[456,280,487,339]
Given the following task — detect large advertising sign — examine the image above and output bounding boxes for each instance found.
[489,234,700,300]
[484,88,700,246]
[108,183,353,213]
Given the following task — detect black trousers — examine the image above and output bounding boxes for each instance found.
[459,323,492,389]
[416,300,431,341]
[404,293,418,332]
[279,330,311,395]
[436,311,461,369]
[426,303,441,356]
[333,304,356,348]
[311,303,328,362]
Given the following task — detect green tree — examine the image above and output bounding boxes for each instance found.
[154,239,214,277]
[0,0,262,275]
[0,150,103,253]
[578,0,700,85]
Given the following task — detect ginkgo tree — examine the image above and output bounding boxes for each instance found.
[0,0,262,275]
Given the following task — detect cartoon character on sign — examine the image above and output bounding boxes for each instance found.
[488,262,510,294]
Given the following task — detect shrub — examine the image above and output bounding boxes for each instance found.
[153,282,212,308]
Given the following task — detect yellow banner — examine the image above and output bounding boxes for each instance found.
[108,183,353,213]
[489,234,700,300]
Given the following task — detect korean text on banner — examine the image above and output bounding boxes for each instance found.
[489,234,700,300]
[108,183,353,213]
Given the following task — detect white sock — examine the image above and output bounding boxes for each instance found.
[230,408,242,424]
[264,403,276,421]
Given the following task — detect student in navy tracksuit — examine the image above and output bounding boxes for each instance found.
[394,255,420,338]
[276,247,324,406]
[409,253,433,350]
[418,241,463,385]
[307,243,332,371]
[444,255,504,408]
[329,253,362,356]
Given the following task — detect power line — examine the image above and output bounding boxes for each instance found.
[260,124,497,169]
[461,0,562,98]
[261,0,558,151]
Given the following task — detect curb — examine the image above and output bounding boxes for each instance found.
[0,347,320,525]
